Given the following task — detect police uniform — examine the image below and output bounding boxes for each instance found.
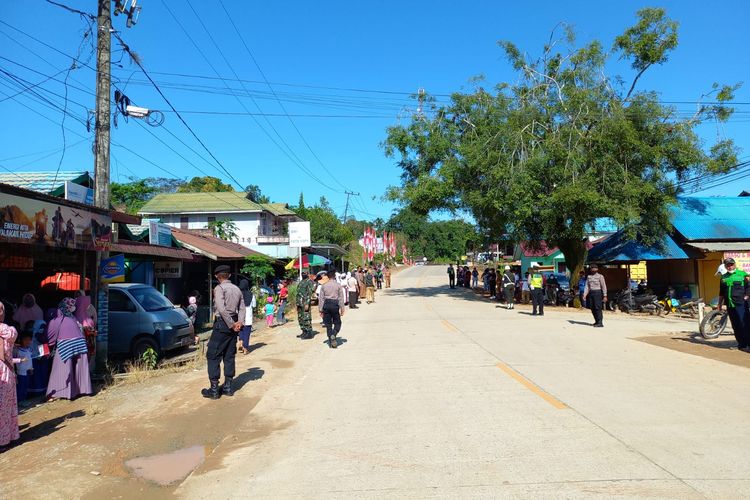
[529,268,545,316]
[583,267,607,327]
[202,265,245,399]
[296,273,315,339]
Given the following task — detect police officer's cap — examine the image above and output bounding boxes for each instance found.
[590,263,599,270]
[314,270,327,281]
[214,264,231,274]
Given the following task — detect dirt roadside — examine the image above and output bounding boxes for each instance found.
[0,314,320,500]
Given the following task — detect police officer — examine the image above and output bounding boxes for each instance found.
[583,264,607,328]
[202,264,245,400]
[296,272,315,340]
[528,263,545,316]
[718,258,750,351]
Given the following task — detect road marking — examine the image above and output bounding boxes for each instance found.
[495,362,568,410]
[441,319,459,333]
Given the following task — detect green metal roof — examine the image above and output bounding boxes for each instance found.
[139,192,264,214]
[262,202,297,216]
[139,192,298,217]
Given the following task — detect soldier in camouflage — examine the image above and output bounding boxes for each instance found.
[296,272,315,339]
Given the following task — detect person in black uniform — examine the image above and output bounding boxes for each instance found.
[202,264,245,399]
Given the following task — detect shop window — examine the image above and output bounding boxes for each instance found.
[110,290,136,312]
[180,216,189,229]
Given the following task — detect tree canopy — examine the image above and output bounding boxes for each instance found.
[177,176,235,193]
[383,8,740,277]
[111,177,184,214]
[292,195,355,247]
[245,184,270,203]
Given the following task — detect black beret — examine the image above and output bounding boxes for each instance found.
[214,264,231,274]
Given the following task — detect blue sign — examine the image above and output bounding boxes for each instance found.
[100,254,125,283]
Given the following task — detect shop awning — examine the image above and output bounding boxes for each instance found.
[109,240,194,260]
[284,254,331,270]
[171,228,269,261]
[587,230,698,263]
[685,242,750,252]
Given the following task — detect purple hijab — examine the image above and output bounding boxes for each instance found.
[47,298,83,346]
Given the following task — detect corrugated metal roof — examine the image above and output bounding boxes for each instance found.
[685,242,750,252]
[139,192,263,214]
[672,197,750,241]
[139,192,299,218]
[171,228,270,261]
[0,171,91,194]
[587,231,697,263]
[110,240,194,260]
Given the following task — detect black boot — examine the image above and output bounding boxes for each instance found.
[329,336,338,348]
[201,380,221,400]
[221,377,234,397]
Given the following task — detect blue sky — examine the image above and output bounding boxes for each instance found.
[1,0,748,221]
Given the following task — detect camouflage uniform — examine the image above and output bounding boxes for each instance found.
[296,279,315,338]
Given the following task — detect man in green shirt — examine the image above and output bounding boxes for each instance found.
[296,272,316,340]
[718,258,750,351]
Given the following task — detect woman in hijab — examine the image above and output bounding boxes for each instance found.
[237,279,255,354]
[74,291,97,359]
[0,302,20,448]
[13,293,43,327]
[46,298,92,400]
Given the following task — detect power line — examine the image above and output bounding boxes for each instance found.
[158,0,339,194]
[111,31,245,192]
[216,0,349,192]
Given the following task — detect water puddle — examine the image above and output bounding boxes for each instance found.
[125,445,206,486]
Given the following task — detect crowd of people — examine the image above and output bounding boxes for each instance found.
[1,291,96,449]
[447,257,750,339]
[201,263,393,400]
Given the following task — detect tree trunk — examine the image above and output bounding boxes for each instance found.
[556,238,589,305]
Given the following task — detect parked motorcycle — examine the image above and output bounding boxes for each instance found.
[556,288,574,307]
[659,296,703,319]
[615,288,662,314]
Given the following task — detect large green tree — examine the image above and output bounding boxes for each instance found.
[292,196,355,247]
[177,176,235,193]
[245,184,271,203]
[383,8,739,278]
[111,177,185,214]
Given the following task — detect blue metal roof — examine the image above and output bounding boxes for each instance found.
[672,196,750,241]
[0,171,92,195]
[587,230,697,263]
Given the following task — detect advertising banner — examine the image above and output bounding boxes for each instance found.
[100,254,125,283]
[148,220,173,247]
[0,191,111,250]
[64,181,94,205]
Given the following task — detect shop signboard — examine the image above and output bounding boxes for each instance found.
[64,181,94,205]
[0,191,111,250]
[154,260,182,278]
[724,251,750,273]
[100,254,125,283]
[148,220,173,247]
[288,221,311,248]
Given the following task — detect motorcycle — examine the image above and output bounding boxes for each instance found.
[556,288,574,307]
[615,288,662,315]
[659,296,703,319]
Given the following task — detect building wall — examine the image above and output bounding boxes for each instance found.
[645,260,697,295]
[698,252,723,302]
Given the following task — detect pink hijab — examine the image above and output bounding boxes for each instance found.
[74,294,95,329]
[13,293,43,328]
[0,303,18,383]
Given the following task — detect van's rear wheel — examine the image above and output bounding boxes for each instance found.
[132,337,159,360]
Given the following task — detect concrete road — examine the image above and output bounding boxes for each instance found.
[178,265,750,499]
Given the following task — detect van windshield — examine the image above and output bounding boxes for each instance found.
[130,287,174,312]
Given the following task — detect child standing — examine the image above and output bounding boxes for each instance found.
[264,297,276,328]
[13,331,33,404]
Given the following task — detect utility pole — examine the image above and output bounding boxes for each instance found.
[341,191,359,223]
[93,0,112,374]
